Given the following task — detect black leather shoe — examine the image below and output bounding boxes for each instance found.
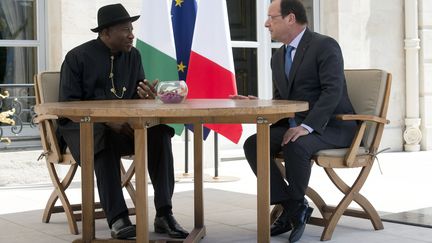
[271,208,293,236]
[110,216,136,239]
[154,214,189,239]
[289,203,313,243]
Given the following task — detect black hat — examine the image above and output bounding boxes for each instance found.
[91,4,140,33]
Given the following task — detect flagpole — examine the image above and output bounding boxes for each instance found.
[204,132,239,183]
[176,127,194,180]
[185,127,189,174]
[214,132,219,177]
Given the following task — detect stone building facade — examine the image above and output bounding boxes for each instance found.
[44,0,431,152]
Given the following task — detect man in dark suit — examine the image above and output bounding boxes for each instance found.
[57,4,188,240]
[232,0,357,242]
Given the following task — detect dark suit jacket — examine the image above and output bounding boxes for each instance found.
[272,28,356,146]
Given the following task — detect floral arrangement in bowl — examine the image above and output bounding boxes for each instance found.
[156,81,188,104]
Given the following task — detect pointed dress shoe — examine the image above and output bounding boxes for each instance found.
[110,216,136,239]
[289,203,313,243]
[271,209,293,236]
[154,214,189,238]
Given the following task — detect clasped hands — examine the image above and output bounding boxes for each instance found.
[229,94,309,144]
[137,79,158,99]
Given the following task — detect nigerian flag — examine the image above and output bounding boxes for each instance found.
[136,0,184,135]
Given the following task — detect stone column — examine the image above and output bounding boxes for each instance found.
[404,0,422,151]
[47,1,62,70]
[419,0,432,150]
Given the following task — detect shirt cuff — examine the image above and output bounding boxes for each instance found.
[300,123,314,133]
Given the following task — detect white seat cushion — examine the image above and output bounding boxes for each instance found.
[315,147,369,157]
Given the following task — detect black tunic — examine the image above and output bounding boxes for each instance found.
[58,38,145,158]
[59,37,144,102]
[57,38,175,224]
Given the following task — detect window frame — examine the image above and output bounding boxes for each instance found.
[231,0,320,99]
[0,0,47,148]
[0,0,47,72]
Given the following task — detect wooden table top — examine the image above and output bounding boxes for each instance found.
[34,99,308,119]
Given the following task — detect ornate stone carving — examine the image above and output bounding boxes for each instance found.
[404,118,422,151]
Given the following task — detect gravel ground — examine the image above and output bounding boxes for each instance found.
[0,150,51,186]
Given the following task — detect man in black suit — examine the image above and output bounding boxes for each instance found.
[57,4,188,240]
[232,0,357,242]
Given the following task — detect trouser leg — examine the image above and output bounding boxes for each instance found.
[60,122,135,227]
[243,125,337,204]
[281,134,336,201]
[94,149,127,226]
[243,126,291,204]
[146,125,175,211]
[95,130,134,227]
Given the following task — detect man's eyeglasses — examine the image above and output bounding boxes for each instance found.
[267,14,283,20]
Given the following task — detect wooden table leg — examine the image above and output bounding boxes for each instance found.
[193,124,204,228]
[79,121,95,242]
[183,123,206,243]
[256,123,270,243]
[135,127,149,243]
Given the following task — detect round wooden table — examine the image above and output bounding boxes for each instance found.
[35,99,308,243]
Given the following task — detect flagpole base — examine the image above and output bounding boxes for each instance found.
[203,175,240,183]
[175,172,213,182]
[175,172,195,179]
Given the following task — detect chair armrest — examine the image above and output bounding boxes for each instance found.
[336,114,389,124]
[339,114,388,167]
[33,114,59,124]
[343,122,367,167]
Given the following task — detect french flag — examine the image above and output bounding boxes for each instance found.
[186,0,243,144]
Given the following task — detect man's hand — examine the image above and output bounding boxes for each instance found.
[229,94,258,100]
[282,126,309,145]
[137,79,158,99]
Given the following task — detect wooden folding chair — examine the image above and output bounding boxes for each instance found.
[271,69,392,241]
[34,72,136,235]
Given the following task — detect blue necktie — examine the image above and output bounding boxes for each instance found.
[285,45,297,128]
[285,45,295,79]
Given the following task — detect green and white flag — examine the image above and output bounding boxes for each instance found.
[136,0,184,135]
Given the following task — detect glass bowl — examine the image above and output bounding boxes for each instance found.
[156,80,188,104]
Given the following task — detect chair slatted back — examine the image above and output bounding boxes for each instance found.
[36,72,61,104]
[34,72,65,163]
